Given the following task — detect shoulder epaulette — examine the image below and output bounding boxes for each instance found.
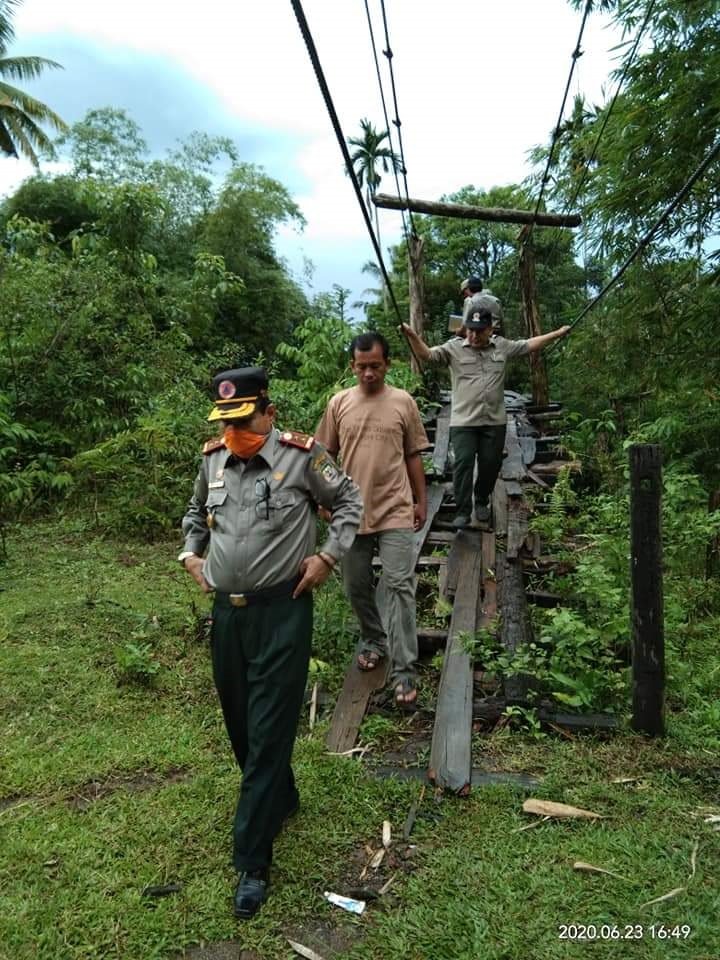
[202,437,226,455]
[279,430,314,451]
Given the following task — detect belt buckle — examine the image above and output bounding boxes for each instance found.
[229,593,248,608]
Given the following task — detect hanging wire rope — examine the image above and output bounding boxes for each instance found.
[547,137,720,354]
[378,0,418,237]
[528,0,593,232]
[503,0,594,315]
[363,0,410,245]
[543,0,657,276]
[289,0,404,323]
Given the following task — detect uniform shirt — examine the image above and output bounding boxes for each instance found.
[181,428,362,594]
[429,335,529,427]
[315,384,430,535]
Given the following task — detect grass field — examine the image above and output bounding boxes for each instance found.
[1,518,718,959]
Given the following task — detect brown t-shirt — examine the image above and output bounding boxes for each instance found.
[315,384,430,534]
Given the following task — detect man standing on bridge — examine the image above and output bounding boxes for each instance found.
[402,308,569,529]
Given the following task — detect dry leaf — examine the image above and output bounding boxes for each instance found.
[523,798,603,820]
[378,872,396,895]
[573,861,631,882]
[640,886,686,908]
[612,776,641,784]
[382,820,392,849]
[689,840,699,881]
[287,940,326,960]
[513,815,551,833]
[369,847,385,870]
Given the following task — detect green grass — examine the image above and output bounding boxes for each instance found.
[1,517,719,959]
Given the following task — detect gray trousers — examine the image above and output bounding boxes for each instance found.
[342,528,417,684]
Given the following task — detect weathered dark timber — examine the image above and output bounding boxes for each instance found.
[629,444,665,737]
[506,498,530,560]
[326,662,389,754]
[519,436,537,466]
[413,484,446,553]
[472,697,618,731]
[408,233,425,375]
[492,478,509,536]
[428,531,483,793]
[373,193,581,228]
[498,555,535,702]
[518,226,550,407]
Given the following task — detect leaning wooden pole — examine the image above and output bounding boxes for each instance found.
[518,226,549,407]
[374,193,581,228]
[629,444,665,736]
[407,233,425,376]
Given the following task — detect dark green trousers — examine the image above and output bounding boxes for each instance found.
[450,425,506,516]
[211,591,312,872]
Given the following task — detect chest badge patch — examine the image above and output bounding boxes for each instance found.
[273,471,285,482]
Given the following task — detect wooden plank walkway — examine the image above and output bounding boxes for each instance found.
[428,530,483,794]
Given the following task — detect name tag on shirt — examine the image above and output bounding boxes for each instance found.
[208,480,225,489]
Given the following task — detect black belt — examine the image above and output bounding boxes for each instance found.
[215,577,299,609]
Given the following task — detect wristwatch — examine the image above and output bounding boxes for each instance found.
[177,550,197,565]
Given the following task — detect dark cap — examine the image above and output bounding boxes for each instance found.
[460,276,483,294]
[207,366,269,422]
[464,306,494,330]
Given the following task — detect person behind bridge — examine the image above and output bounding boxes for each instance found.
[460,275,504,332]
[401,309,570,529]
[179,366,362,920]
[315,332,430,708]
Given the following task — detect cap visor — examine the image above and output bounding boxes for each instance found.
[207,401,255,422]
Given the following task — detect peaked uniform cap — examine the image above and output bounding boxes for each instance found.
[207,366,269,422]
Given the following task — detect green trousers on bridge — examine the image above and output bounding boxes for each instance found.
[450,424,506,517]
[210,591,312,873]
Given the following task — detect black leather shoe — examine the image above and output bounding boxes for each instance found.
[233,868,269,919]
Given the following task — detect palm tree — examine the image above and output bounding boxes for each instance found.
[0,0,67,166]
[348,118,400,313]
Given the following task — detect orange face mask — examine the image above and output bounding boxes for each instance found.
[223,425,267,460]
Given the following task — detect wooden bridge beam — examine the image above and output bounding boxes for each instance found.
[373,193,581,228]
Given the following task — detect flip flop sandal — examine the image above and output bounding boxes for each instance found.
[394,678,418,709]
[357,650,383,672]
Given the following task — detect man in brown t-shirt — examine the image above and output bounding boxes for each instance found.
[315,332,429,706]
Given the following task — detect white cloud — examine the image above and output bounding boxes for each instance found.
[10,0,621,296]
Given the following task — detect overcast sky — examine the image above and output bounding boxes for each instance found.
[3,0,622,309]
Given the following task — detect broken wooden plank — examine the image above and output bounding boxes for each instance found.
[326,661,389,754]
[472,698,618,731]
[428,530,483,794]
[506,498,530,560]
[530,459,581,476]
[519,435,537,466]
[492,478,508,537]
[498,553,535,703]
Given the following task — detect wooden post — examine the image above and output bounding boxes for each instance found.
[518,226,549,407]
[629,444,665,736]
[408,233,425,376]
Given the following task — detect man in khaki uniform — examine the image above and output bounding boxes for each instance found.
[180,366,362,919]
[315,332,429,707]
[402,309,569,527]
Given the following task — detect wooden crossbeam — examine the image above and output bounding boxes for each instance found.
[373,193,581,228]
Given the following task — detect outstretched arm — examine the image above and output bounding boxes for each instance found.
[527,325,571,353]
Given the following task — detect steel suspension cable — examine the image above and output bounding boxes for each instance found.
[289,0,405,326]
[548,138,720,353]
